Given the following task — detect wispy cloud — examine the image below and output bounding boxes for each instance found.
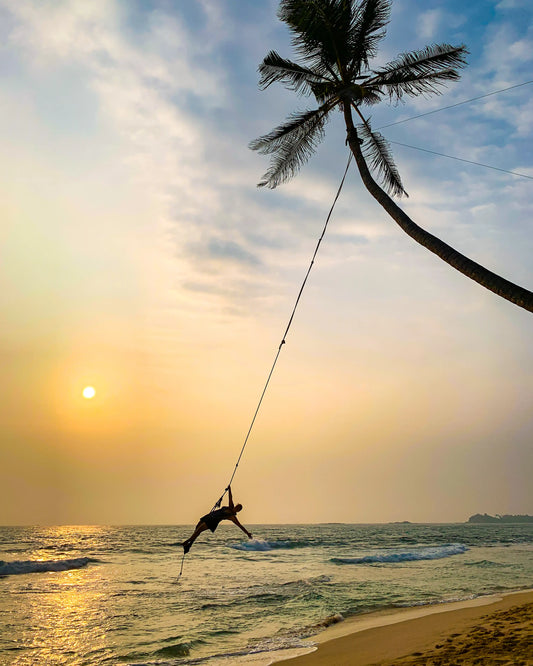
[417,9,442,40]
[1,0,532,526]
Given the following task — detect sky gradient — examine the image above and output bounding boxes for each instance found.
[1,0,532,525]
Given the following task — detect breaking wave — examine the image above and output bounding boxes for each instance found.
[331,543,468,565]
[230,539,307,551]
[0,557,99,576]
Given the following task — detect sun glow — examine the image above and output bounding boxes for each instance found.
[82,386,96,399]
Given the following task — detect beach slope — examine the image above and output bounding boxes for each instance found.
[282,590,533,665]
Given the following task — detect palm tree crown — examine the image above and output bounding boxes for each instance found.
[250,0,467,194]
[250,0,533,313]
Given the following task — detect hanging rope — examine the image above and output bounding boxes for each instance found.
[177,153,352,579]
[211,151,353,511]
[178,550,186,578]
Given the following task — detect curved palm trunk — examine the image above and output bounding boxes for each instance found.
[343,105,533,313]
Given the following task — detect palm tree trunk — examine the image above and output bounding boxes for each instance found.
[343,104,533,313]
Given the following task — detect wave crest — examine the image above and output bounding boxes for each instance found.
[230,539,303,551]
[331,544,468,565]
[0,557,98,576]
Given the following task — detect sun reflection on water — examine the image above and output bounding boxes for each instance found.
[7,526,113,665]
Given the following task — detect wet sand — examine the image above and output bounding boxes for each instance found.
[280,589,533,665]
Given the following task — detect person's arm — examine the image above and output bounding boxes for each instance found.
[230,515,252,539]
[227,486,234,511]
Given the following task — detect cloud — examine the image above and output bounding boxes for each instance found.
[417,8,466,41]
[496,0,530,8]
[2,1,217,214]
[1,1,276,322]
[417,9,442,40]
[189,237,261,268]
[480,22,533,82]
[2,0,531,320]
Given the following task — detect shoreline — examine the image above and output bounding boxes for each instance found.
[274,589,533,665]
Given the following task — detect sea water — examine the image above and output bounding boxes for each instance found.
[0,523,532,665]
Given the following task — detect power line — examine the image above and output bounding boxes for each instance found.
[390,140,533,180]
[378,80,533,130]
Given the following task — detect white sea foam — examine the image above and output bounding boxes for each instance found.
[230,539,293,551]
[331,543,468,564]
[0,557,97,576]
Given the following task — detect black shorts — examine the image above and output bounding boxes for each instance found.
[200,510,228,533]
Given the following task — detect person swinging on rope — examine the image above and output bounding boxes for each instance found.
[181,486,253,554]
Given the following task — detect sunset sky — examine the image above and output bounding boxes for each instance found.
[1,0,532,526]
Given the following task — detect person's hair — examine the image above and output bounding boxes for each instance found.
[235,503,243,512]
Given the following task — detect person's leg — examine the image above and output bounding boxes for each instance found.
[182,521,208,553]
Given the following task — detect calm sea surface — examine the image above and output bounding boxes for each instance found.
[1,523,532,665]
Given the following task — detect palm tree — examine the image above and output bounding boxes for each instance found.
[250,0,533,313]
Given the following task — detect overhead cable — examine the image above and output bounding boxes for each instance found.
[378,80,533,130]
[390,141,533,180]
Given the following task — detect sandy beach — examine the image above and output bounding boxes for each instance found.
[281,590,533,666]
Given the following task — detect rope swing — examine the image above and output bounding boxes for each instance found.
[177,153,352,579]
[212,151,353,511]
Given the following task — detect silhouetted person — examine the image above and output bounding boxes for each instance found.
[182,486,252,554]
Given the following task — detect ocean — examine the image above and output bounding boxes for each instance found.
[1,523,532,665]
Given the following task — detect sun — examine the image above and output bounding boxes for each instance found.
[82,386,96,399]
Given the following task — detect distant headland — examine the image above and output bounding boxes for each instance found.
[467,513,533,524]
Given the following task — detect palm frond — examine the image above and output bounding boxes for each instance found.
[249,106,332,188]
[348,0,391,74]
[278,0,352,76]
[359,89,382,105]
[258,50,331,96]
[347,83,382,105]
[357,120,407,197]
[367,44,468,100]
[316,0,357,71]
[309,80,339,103]
[359,86,382,105]
[374,69,463,100]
